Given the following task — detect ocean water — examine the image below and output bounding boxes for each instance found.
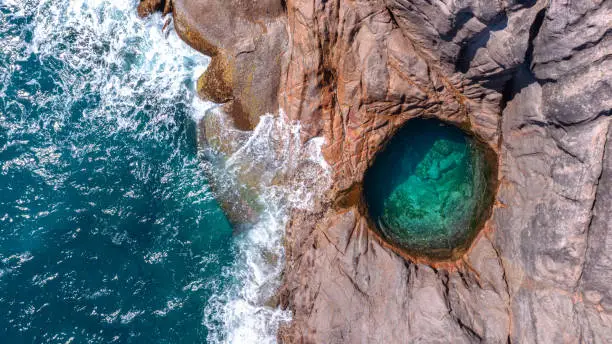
[364,119,493,259]
[0,1,307,343]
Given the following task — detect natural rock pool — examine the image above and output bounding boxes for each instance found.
[364,118,497,259]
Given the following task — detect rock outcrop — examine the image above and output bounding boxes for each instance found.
[140,0,611,342]
[170,0,288,130]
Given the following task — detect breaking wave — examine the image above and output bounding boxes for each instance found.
[200,109,331,343]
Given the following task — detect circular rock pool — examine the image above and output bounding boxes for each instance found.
[364,118,497,259]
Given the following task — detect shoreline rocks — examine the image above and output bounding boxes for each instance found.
[171,0,288,130]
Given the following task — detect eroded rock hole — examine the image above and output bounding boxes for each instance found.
[364,118,497,260]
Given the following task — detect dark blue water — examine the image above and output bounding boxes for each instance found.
[0,1,241,342]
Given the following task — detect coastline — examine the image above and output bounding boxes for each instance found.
[139,0,612,343]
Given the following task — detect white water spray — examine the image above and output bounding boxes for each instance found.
[201,109,331,344]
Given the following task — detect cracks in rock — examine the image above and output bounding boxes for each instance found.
[556,192,582,205]
[572,27,612,52]
[304,281,322,318]
[499,4,547,107]
[403,260,413,287]
[556,107,612,128]
[354,8,387,27]
[456,318,483,342]
[489,238,514,342]
[455,11,509,74]
[438,271,483,342]
[516,119,548,130]
[339,266,369,300]
[576,121,610,290]
[385,6,400,30]
[439,10,474,42]
[344,215,361,253]
[525,6,547,70]
[458,268,478,289]
[553,139,586,164]
[536,55,611,93]
[497,4,548,158]
[494,247,511,300]
[497,1,547,108]
[318,228,345,256]
[460,259,483,289]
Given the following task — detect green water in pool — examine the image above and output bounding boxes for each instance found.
[364,118,495,259]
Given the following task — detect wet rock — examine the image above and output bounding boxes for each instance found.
[136,0,170,18]
[196,52,233,103]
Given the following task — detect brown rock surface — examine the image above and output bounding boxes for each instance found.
[137,0,171,17]
[172,0,288,130]
[142,0,612,342]
[276,0,611,342]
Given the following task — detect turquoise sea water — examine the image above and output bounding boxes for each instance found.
[364,119,494,259]
[0,1,250,342]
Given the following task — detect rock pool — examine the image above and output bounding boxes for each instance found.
[364,118,496,259]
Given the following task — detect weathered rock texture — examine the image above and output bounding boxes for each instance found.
[141,0,611,342]
[171,0,287,130]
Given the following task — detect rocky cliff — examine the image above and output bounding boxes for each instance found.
[140,0,611,342]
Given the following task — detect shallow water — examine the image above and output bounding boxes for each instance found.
[364,119,493,258]
[0,1,248,342]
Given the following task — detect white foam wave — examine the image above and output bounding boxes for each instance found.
[203,110,331,344]
[0,0,211,204]
[2,0,208,129]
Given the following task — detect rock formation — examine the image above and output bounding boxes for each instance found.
[140,0,611,342]
[171,0,287,130]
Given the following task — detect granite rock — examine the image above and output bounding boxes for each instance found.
[172,0,288,129]
[141,0,612,342]
[276,1,610,342]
